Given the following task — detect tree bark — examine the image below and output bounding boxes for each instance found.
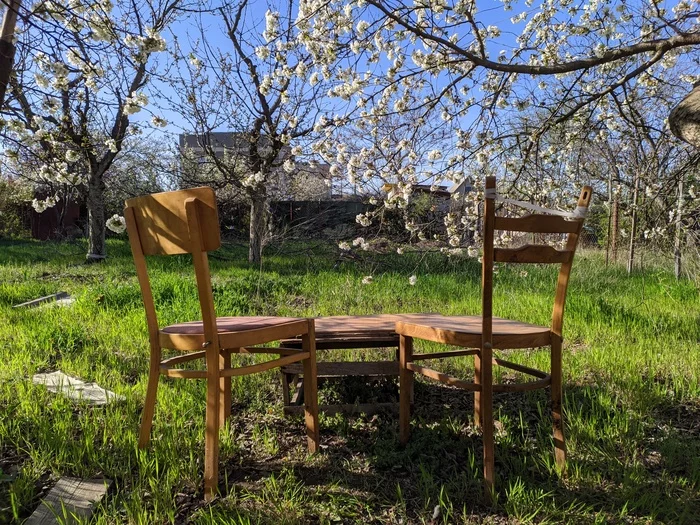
[0,0,20,109]
[248,195,268,265]
[675,174,684,280]
[627,175,640,274]
[606,173,616,266]
[86,172,106,262]
[611,189,619,263]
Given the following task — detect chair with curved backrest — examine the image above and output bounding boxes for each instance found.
[395,176,592,498]
[124,187,319,500]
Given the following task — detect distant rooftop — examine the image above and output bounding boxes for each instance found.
[179,132,286,154]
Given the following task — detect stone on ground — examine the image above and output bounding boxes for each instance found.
[26,477,111,525]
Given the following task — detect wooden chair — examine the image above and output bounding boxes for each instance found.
[124,187,319,501]
[395,176,592,498]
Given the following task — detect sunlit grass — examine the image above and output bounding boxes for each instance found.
[0,238,698,523]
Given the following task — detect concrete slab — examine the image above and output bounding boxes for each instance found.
[26,477,111,525]
[32,371,124,406]
[14,292,70,309]
[44,296,76,308]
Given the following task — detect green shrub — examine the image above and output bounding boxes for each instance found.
[0,179,31,238]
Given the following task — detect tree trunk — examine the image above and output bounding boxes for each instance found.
[606,173,614,266]
[248,195,268,265]
[675,174,684,280]
[627,175,640,274]
[86,172,106,262]
[611,189,619,263]
[0,0,20,108]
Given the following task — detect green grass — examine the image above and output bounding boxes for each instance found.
[0,237,699,524]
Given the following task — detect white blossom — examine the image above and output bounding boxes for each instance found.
[283,159,295,173]
[151,115,168,127]
[105,138,118,153]
[32,195,57,213]
[65,149,80,162]
[264,10,280,42]
[255,46,271,60]
[106,214,127,234]
[356,213,371,227]
[123,92,148,115]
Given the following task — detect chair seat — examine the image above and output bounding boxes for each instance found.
[396,315,552,349]
[163,316,301,334]
[313,313,444,337]
[159,316,308,350]
[279,314,445,349]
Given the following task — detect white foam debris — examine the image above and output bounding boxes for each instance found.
[32,371,124,406]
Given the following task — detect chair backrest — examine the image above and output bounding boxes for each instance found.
[124,187,221,347]
[125,187,220,256]
[481,176,592,340]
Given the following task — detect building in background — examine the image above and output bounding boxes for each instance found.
[178,132,332,201]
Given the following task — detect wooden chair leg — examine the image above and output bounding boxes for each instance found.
[302,321,319,453]
[473,351,482,429]
[551,337,566,472]
[204,348,221,501]
[138,347,161,449]
[219,350,232,428]
[399,335,413,445]
[280,371,292,406]
[481,343,495,502]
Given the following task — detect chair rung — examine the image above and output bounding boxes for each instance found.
[493,357,548,378]
[240,346,305,356]
[493,376,551,392]
[494,245,571,264]
[412,349,479,361]
[282,360,399,378]
[159,351,308,379]
[406,362,479,391]
[495,214,580,234]
[492,357,551,392]
[160,351,206,368]
[220,352,308,377]
[160,367,206,379]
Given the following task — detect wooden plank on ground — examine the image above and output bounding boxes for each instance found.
[13,292,70,309]
[282,360,400,378]
[26,477,111,525]
[32,371,124,405]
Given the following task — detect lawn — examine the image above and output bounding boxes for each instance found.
[0,238,698,524]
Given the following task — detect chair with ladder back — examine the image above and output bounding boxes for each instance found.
[395,176,592,498]
[124,187,319,500]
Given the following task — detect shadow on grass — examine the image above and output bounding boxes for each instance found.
[210,376,700,523]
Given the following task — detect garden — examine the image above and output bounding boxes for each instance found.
[2,0,700,522]
[1,238,698,523]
